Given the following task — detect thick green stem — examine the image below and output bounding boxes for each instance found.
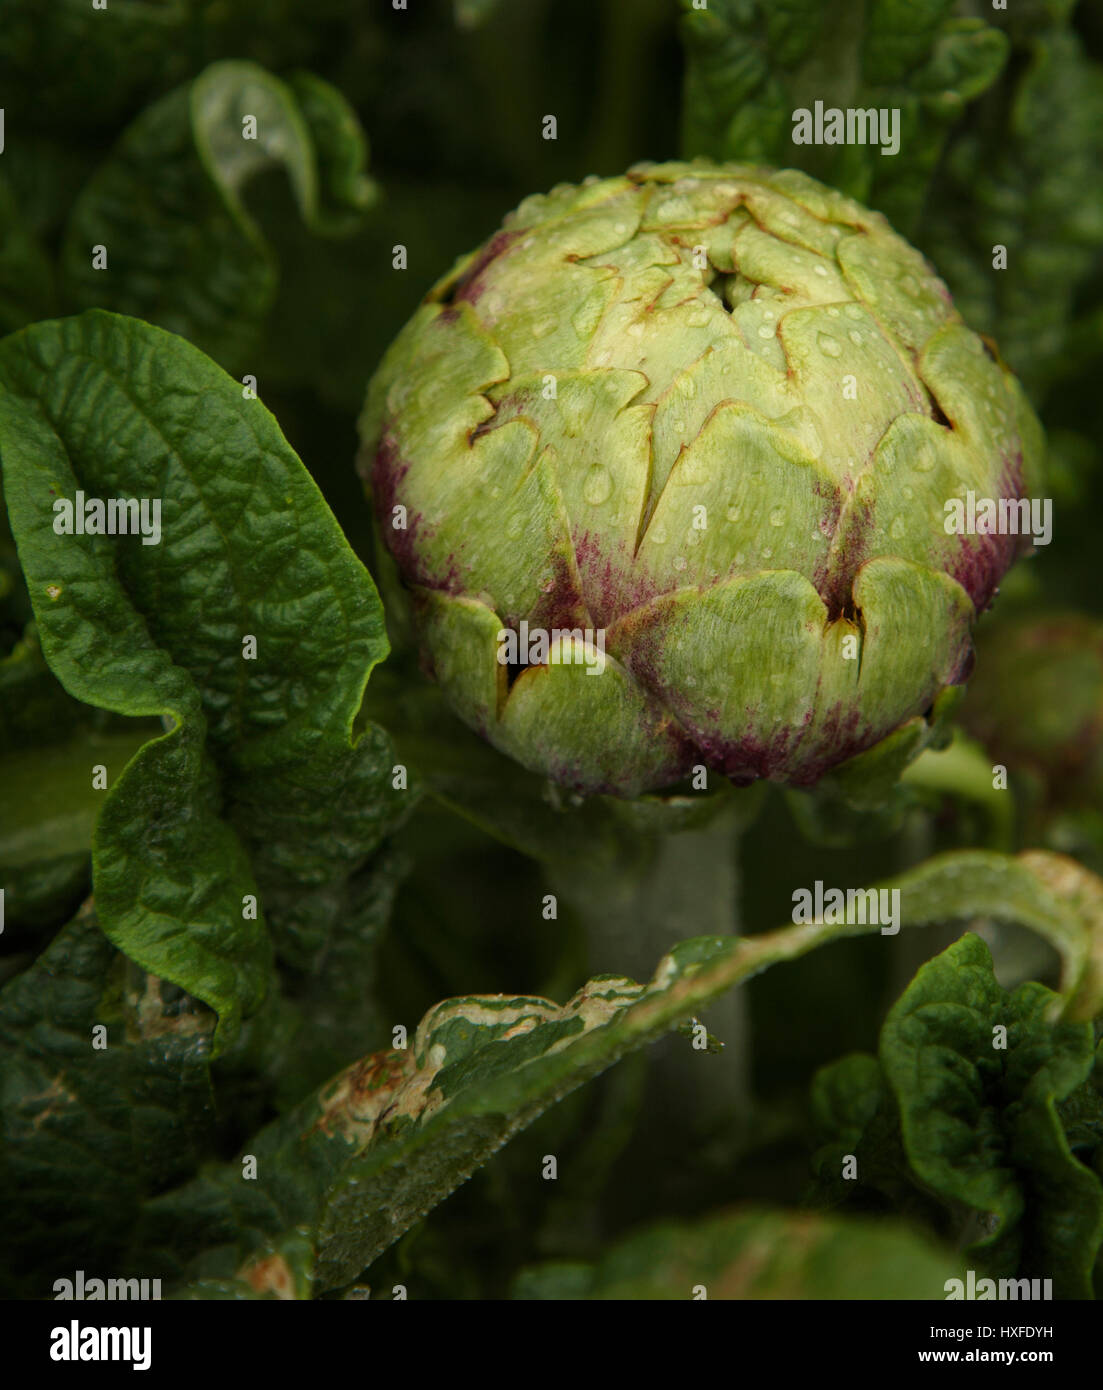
[546,807,748,1135]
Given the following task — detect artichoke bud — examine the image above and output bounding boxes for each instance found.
[359,160,1045,797]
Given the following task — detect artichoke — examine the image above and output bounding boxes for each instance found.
[359,160,1044,796]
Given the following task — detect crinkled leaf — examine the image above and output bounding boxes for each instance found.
[514,1206,964,1299]
[0,310,405,1049]
[918,24,1103,398]
[138,847,1103,1296]
[807,1051,941,1226]
[679,0,1009,234]
[880,933,1103,1297]
[0,902,216,1298]
[60,61,375,369]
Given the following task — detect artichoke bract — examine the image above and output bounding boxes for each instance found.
[359,160,1044,796]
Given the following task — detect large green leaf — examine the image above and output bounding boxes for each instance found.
[880,933,1103,1297]
[59,62,376,369]
[812,934,1103,1298]
[0,310,406,1048]
[513,1206,965,1299]
[134,847,1103,1296]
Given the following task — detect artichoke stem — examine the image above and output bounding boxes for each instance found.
[545,810,749,1136]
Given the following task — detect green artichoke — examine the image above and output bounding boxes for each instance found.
[359,160,1044,796]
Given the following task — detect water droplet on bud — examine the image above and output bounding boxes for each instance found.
[583,466,613,505]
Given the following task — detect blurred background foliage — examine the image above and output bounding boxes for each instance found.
[2,0,1103,1298]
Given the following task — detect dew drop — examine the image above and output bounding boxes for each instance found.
[848,330,863,345]
[890,515,906,539]
[532,316,558,339]
[727,504,741,522]
[583,465,613,505]
[673,555,688,571]
[818,333,843,358]
[762,546,773,558]
[769,507,785,527]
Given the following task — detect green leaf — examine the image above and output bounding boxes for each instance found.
[678,0,1009,234]
[918,25,1103,398]
[513,1206,964,1299]
[808,1051,934,1221]
[137,846,1103,1295]
[0,0,193,133]
[60,61,375,369]
[880,933,1103,1297]
[0,310,404,1049]
[0,902,216,1298]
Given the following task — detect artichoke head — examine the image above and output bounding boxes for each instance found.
[359,160,1044,797]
